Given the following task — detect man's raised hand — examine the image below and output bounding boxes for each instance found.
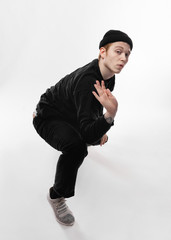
[92,80,118,119]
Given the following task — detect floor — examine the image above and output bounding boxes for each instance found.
[0,1,171,238]
[1,87,171,240]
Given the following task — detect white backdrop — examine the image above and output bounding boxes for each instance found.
[0,0,171,240]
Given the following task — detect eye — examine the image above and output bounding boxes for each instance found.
[125,53,129,57]
[116,50,122,54]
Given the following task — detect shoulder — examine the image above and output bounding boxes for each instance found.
[73,59,102,93]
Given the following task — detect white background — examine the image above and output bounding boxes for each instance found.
[0,0,171,239]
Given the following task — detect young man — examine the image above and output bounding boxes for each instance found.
[33,30,133,226]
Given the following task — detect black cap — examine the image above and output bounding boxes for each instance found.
[99,30,133,50]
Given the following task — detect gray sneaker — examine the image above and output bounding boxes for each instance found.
[47,194,75,226]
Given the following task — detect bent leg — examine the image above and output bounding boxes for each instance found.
[33,118,88,198]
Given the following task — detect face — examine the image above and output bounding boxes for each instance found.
[100,42,131,75]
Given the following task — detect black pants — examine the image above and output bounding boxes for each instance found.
[33,116,89,198]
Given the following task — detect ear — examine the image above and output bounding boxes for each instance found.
[99,47,106,59]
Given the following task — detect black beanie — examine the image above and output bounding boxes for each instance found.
[99,30,133,50]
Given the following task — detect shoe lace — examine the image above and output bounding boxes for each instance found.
[55,198,69,215]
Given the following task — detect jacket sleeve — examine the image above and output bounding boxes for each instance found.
[74,82,113,144]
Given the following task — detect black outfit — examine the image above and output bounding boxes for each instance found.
[33,59,115,198]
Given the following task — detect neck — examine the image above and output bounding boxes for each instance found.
[98,59,115,80]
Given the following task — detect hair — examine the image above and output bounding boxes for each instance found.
[98,43,112,60]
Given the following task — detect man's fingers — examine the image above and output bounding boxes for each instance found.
[101,80,106,90]
[95,80,106,90]
[100,138,105,146]
[94,83,103,96]
[92,91,100,100]
[100,134,108,146]
[106,88,113,96]
[95,80,100,87]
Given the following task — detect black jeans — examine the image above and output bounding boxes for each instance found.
[33,116,88,198]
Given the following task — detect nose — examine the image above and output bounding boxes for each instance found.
[120,53,127,62]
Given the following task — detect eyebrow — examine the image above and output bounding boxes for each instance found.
[114,46,131,53]
[115,46,124,49]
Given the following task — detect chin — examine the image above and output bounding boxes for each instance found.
[114,69,122,74]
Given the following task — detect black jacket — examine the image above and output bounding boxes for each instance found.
[36,59,115,144]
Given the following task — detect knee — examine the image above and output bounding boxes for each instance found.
[77,141,88,158]
[61,140,87,168]
[64,139,88,158]
[72,141,88,158]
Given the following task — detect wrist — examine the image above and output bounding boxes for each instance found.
[104,112,114,124]
[104,112,115,120]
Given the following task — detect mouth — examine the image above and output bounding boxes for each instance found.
[117,64,124,69]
